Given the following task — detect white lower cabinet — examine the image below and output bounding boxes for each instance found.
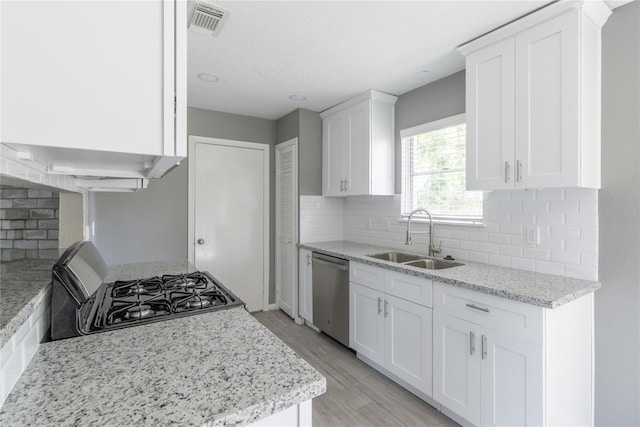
[349,262,432,397]
[298,249,313,323]
[433,311,542,426]
[433,282,593,427]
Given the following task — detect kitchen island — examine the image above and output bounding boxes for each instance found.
[0,261,326,426]
[0,259,53,347]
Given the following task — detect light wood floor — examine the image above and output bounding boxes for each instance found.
[253,310,460,427]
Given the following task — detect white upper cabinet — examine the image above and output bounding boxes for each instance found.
[321,90,397,197]
[461,1,611,190]
[0,0,186,183]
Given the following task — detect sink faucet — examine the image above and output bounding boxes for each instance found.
[405,208,441,257]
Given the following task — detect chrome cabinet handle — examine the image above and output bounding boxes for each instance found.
[470,331,476,356]
[516,160,522,182]
[466,303,490,313]
[384,300,389,317]
[197,238,205,245]
[344,179,348,191]
[340,179,345,191]
[306,254,311,266]
[482,335,487,360]
[378,297,382,315]
[505,161,510,183]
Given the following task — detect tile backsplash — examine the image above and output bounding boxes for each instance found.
[0,187,60,261]
[302,189,598,281]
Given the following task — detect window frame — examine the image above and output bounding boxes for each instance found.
[400,113,484,225]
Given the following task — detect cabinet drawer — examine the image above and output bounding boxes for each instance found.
[434,282,542,343]
[385,271,433,308]
[349,262,385,292]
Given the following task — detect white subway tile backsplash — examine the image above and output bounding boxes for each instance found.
[489,254,511,267]
[565,264,598,281]
[581,253,598,267]
[302,188,598,281]
[510,257,536,271]
[0,299,50,406]
[550,200,580,214]
[566,213,598,227]
[535,260,565,276]
[536,189,565,200]
[489,233,510,245]
[580,227,598,241]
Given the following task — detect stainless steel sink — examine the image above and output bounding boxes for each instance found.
[404,259,464,270]
[367,252,424,263]
[366,252,464,270]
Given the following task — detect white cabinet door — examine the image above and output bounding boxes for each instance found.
[466,37,515,191]
[1,1,182,158]
[480,329,543,427]
[515,11,580,189]
[321,90,396,197]
[462,3,606,191]
[322,113,347,196]
[433,311,481,425]
[345,100,371,195]
[349,282,385,366]
[384,294,433,396]
[298,249,313,322]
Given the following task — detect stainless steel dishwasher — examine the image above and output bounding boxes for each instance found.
[312,252,350,347]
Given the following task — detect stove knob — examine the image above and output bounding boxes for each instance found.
[197,238,205,245]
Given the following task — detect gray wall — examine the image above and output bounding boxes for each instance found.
[276,108,323,196]
[597,2,640,425]
[394,71,466,193]
[92,107,279,304]
[91,161,188,264]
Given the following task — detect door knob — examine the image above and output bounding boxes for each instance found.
[197,238,205,245]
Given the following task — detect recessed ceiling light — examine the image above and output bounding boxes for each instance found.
[197,73,220,82]
[289,94,307,101]
[412,70,431,80]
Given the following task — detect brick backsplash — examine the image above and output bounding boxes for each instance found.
[300,189,598,281]
[0,187,59,261]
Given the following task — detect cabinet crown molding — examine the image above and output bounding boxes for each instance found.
[320,89,397,119]
[457,0,611,56]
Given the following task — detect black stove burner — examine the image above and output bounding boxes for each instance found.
[112,277,163,298]
[184,298,211,309]
[124,304,154,319]
[83,271,244,334]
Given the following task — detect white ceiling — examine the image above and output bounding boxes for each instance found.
[186,0,625,120]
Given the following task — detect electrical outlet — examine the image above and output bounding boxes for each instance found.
[526,226,539,245]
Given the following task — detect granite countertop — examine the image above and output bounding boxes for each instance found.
[0,260,326,426]
[300,241,600,309]
[0,259,55,348]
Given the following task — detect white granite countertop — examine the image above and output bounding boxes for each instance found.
[0,259,54,348]
[0,261,326,426]
[300,241,600,309]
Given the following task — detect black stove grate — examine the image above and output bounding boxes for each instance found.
[83,271,244,334]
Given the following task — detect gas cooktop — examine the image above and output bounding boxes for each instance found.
[79,271,245,335]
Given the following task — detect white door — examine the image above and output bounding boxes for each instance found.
[384,295,433,397]
[465,37,515,191]
[433,311,481,425]
[515,11,579,188]
[349,283,385,365]
[276,139,298,318]
[298,249,313,322]
[480,330,543,427]
[345,100,370,195]
[190,137,269,312]
[322,112,346,196]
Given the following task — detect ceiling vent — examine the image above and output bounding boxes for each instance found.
[189,2,230,37]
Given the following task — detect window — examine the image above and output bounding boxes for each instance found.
[401,114,483,224]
